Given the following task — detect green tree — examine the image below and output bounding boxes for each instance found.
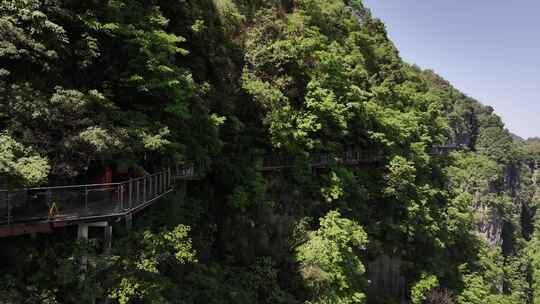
[296,210,368,304]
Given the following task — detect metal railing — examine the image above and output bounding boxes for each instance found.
[428,145,463,156]
[261,146,462,171]
[0,164,202,225]
[261,150,383,171]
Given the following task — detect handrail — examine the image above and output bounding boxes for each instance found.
[261,150,383,170]
[427,145,464,156]
[0,182,125,192]
[0,165,198,192]
[0,163,204,227]
[261,146,461,170]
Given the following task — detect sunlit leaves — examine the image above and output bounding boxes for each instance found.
[110,225,196,303]
[0,133,49,186]
[411,273,439,304]
[296,210,368,303]
[140,127,171,151]
[0,0,67,71]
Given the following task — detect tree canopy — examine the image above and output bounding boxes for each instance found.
[0,0,539,303]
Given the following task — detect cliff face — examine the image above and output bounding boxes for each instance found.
[421,66,540,301]
[475,199,504,247]
[475,163,521,247]
[2,0,540,303]
[367,255,406,302]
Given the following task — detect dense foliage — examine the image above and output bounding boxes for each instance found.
[1,0,539,303]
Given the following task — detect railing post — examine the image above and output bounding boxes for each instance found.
[84,186,88,209]
[148,176,151,199]
[158,173,161,194]
[150,175,154,198]
[136,180,140,206]
[143,176,147,203]
[159,172,162,193]
[148,175,151,199]
[46,189,52,218]
[128,179,133,209]
[154,174,157,196]
[119,184,124,210]
[162,172,165,192]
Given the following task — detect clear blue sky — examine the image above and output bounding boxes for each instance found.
[363,0,540,139]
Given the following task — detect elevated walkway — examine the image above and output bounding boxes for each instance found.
[261,150,383,171]
[260,146,459,171]
[0,164,202,237]
[0,145,460,237]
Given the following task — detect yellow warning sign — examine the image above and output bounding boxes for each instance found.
[48,201,59,217]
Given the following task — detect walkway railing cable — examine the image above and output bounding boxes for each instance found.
[0,146,460,227]
[261,150,384,171]
[260,146,462,171]
[0,163,202,226]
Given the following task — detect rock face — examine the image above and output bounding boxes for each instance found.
[474,198,504,247]
[473,160,539,251]
[473,163,523,247]
[523,162,540,240]
[367,255,406,303]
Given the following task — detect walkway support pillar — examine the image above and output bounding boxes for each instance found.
[104,225,112,255]
[119,184,124,210]
[77,223,89,272]
[85,221,112,253]
[179,181,187,203]
[125,213,133,230]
